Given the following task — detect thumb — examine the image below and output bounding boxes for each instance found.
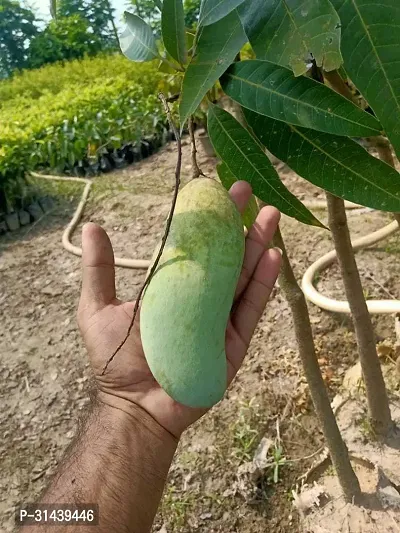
[80,222,116,313]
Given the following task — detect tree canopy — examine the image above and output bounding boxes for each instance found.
[0,0,201,77]
[59,0,118,49]
[0,0,38,77]
[0,0,118,77]
[28,15,102,69]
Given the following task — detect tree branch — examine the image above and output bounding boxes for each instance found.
[102,94,182,375]
[273,226,361,502]
[324,69,393,435]
[188,117,206,179]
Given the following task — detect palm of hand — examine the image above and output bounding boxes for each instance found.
[78,182,281,438]
[79,299,207,436]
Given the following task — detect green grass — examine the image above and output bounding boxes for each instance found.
[358,415,377,441]
[230,398,263,462]
[161,487,196,529]
[325,464,336,476]
[384,236,400,255]
[28,176,84,202]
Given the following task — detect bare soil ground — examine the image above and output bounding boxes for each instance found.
[1,139,400,532]
[300,397,400,532]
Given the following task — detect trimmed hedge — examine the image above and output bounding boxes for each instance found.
[0,54,178,211]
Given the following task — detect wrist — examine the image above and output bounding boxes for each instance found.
[96,391,180,447]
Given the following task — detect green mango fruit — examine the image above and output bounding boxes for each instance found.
[141,178,245,408]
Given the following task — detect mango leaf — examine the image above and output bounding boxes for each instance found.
[162,0,187,64]
[186,31,195,51]
[221,60,381,137]
[245,109,400,213]
[330,0,400,160]
[238,0,343,76]
[217,162,259,228]
[119,12,159,62]
[199,0,246,26]
[179,10,247,127]
[208,104,323,227]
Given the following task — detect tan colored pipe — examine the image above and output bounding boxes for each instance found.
[32,172,399,313]
[31,172,151,269]
[301,219,399,314]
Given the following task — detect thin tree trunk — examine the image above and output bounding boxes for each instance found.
[326,194,392,434]
[368,135,400,227]
[133,0,143,19]
[323,70,392,436]
[273,227,361,502]
[372,136,396,167]
[110,17,119,47]
[106,0,119,47]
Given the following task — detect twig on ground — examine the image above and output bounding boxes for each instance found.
[280,395,294,424]
[364,271,397,300]
[188,117,206,179]
[101,93,182,375]
[290,396,351,471]
[288,446,326,465]
[298,448,331,484]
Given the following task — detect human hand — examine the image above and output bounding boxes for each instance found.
[77,181,281,438]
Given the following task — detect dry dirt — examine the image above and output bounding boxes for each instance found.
[1,139,400,532]
[299,397,400,532]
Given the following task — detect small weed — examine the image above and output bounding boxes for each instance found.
[269,441,287,484]
[359,415,377,440]
[356,376,366,395]
[230,398,262,462]
[203,491,222,506]
[363,287,372,300]
[178,450,198,468]
[384,238,400,255]
[342,330,354,342]
[30,176,83,201]
[161,486,195,529]
[286,488,296,503]
[268,421,287,484]
[325,464,335,476]
[231,419,258,462]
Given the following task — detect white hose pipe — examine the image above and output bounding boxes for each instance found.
[301,218,400,314]
[30,172,151,269]
[31,172,400,313]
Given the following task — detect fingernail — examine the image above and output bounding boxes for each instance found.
[273,247,283,256]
